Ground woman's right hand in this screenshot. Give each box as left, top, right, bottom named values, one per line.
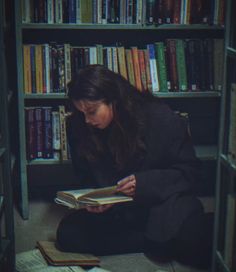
left=85, top=204, right=113, bottom=213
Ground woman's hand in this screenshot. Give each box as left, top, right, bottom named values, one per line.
left=85, top=204, right=113, bottom=213
left=116, top=174, right=136, bottom=197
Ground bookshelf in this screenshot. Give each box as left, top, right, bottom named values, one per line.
left=14, top=1, right=225, bottom=219
left=212, top=0, right=236, bottom=271
left=0, top=0, right=15, bottom=270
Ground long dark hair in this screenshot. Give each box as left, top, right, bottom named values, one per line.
left=67, top=65, right=155, bottom=171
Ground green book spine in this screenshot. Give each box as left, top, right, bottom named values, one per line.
left=176, top=39, right=188, bottom=91
left=155, top=42, right=168, bottom=92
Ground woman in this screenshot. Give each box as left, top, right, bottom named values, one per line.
left=56, top=65, right=213, bottom=268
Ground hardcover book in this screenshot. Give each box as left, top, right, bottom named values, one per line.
left=55, top=185, right=133, bottom=209
left=37, top=241, right=100, bottom=266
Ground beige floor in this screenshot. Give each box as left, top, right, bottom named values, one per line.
left=14, top=199, right=213, bottom=271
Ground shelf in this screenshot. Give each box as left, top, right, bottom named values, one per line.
left=195, top=145, right=217, bottom=160
left=216, top=251, right=231, bottom=272
left=227, top=47, right=236, bottom=59
left=154, top=91, right=221, bottom=98
left=21, top=23, right=224, bottom=31
left=27, top=159, right=72, bottom=165
left=220, top=154, right=236, bottom=173
left=24, top=91, right=221, bottom=100
left=24, top=93, right=67, bottom=99
left=26, top=145, right=216, bottom=165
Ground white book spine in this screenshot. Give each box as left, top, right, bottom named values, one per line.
left=147, top=44, right=160, bottom=93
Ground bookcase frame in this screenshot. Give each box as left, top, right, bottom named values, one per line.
left=0, top=0, right=15, bottom=270
left=212, top=0, right=236, bottom=271
left=14, top=0, right=224, bottom=220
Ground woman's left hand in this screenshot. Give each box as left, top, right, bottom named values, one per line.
left=116, top=174, right=136, bottom=197
left=86, top=204, right=113, bottom=213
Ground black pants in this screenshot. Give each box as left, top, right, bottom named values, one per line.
left=56, top=205, right=213, bottom=269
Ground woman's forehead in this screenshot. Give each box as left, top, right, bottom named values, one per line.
left=74, top=99, right=104, bottom=110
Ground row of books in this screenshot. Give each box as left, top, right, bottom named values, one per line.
left=25, top=105, right=71, bottom=161
left=22, top=0, right=225, bottom=26
left=23, top=38, right=224, bottom=94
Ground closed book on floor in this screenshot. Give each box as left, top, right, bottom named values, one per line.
left=37, top=241, right=100, bottom=266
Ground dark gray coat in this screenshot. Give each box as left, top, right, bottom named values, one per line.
left=67, top=100, right=203, bottom=242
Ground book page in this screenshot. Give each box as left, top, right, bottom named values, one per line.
left=16, top=249, right=86, bottom=272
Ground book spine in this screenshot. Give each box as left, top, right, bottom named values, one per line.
left=42, top=107, right=53, bottom=159
left=55, top=0, right=63, bottom=23
left=43, top=44, right=51, bottom=93
left=155, top=42, right=168, bottom=92
left=96, top=44, right=104, bottom=65
left=166, top=39, right=178, bottom=91
left=68, top=0, right=76, bottom=23
left=35, top=107, right=44, bottom=158
left=173, top=0, right=181, bottom=24
left=138, top=49, right=148, bottom=92
left=35, top=44, right=43, bottom=93
left=57, top=44, right=65, bottom=93
left=112, top=47, right=119, bottom=74
left=23, top=45, right=32, bottom=94
left=117, top=46, right=128, bottom=80
left=156, top=0, right=164, bottom=25
left=64, top=43, right=71, bottom=92
left=25, top=107, right=37, bottom=160
left=213, top=39, right=224, bottom=91
left=76, top=0, right=81, bottom=23
left=52, top=111, right=61, bottom=160
left=47, top=0, right=54, bottom=23
left=30, top=45, right=37, bottom=93
left=176, top=39, right=188, bottom=91
left=147, top=44, right=160, bottom=94
left=164, top=0, right=174, bottom=24
left=59, top=105, right=68, bottom=161
left=144, top=49, right=153, bottom=92
left=125, top=49, right=136, bottom=87
left=146, top=0, right=155, bottom=24
left=131, top=47, right=142, bottom=91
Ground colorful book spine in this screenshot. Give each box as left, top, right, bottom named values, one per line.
left=23, top=45, right=32, bottom=94
left=131, top=47, right=142, bottom=91
left=155, top=42, right=168, bottom=92
left=138, top=49, right=148, bottom=92
left=117, top=46, right=128, bottom=80
left=125, top=49, right=136, bottom=87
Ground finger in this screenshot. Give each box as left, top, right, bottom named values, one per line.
left=117, top=175, right=135, bottom=186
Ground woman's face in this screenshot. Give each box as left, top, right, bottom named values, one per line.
left=73, top=99, right=114, bottom=129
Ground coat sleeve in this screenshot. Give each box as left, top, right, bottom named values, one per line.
left=134, top=105, right=201, bottom=204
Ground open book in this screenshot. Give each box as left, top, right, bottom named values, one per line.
left=55, top=185, right=133, bottom=209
